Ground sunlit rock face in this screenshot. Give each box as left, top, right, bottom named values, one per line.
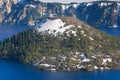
left=0, top=0, right=120, bottom=28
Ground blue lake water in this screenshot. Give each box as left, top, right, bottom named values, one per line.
left=0, top=26, right=29, bottom=41
left=99, top=27, right=120, bottom=36
left=0, top=26, right=120, bottom=80
left=0, top=60, right=120, bottom=80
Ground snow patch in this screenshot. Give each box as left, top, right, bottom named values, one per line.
left=89, top=36, right=94, bottom=41
left=102, top=58, right=112, bottom=65
left=40, top=64, right=55, bottom=67
left=60, top=56, right=67, bottom=61
left=86, top=3, right=93, bottom=6
left=100, top=3, right=112, bottom=7
left=79, top=65, right=86, bottom=69
left=78, top=25, right=82, bottom=28
left=100, top=3, right=107, bottom=7
left=61, top=5, right=70, bottom=10
left=82, top=58, right=91, bottom=63
left=34, top=61, right=40, bottom=66
left=66, top=29, right=77, bottom=36
left=36, top=19, right=76, bottom=36
left=51, top=68, right=56, bottom=71
left=94, top=66, right=98, bottom=69
left=113, top=24, right=119, bottom=28
left=40, top=64, right=51, bottom=67
left=73, top=4, right=79, bottom=8
left=91, top=56, right=96, bottom=59
left=75, top=52, right=80, bottom=55
left=100, top=67, right=104, bottom=70
left=61, top=5, right=66, bottom=10
left=80, top=53, right=87, bottom=59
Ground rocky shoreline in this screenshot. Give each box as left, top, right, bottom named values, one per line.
left=30, top=51, right=120, bottom=72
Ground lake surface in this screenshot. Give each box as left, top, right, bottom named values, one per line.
left=0, top=26, right=120, bottom=80
left=99, top=27, right=120, bottom=36
left=0, top=26, right=120, bottom=41
left=0, top=60, right=120, bottom=80
left=0, top=26, right=29, bottom=41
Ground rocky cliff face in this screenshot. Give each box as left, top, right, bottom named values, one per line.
left=0, top=0, right=120, bottom=28
left=0, top=0, right=65, bottom=26
left=75, top=1, right=120, bottom=28
left=0, top=0, right=43, bottom=26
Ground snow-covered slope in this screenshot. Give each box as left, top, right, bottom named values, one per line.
left=36, top=18, right=75, bottom=35
left=37, top=19, right=65, bottom=32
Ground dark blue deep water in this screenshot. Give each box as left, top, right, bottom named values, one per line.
left=99, top=27, right=120, bottom=36
left=0, top=26, right=120, bottom=80
left=0, top=60, right=120, bottom=80
left=0, top=26, right=29, bottom=41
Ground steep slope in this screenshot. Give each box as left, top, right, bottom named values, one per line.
left=0, top=17, right=120, bottom=71
left=1, top=0, right=120, bottom=28
left=0, top=0, right=45, bottom=26
left=0, top=0, right=65, bottom=26
left=75, top=1, right=120, bottom=28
